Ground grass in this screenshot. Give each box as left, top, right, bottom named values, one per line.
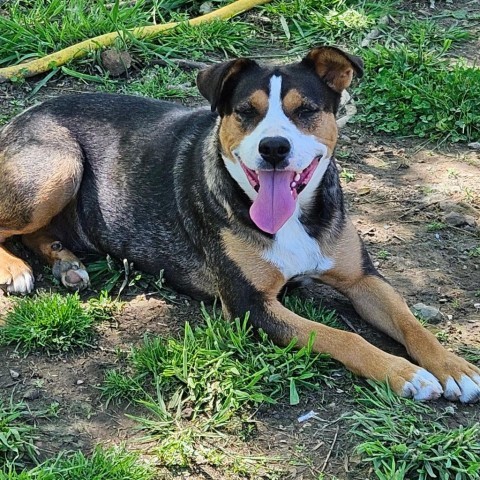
left=0, top=446, right=154, bottom=479
left=99, top=302, right=337, bottom=472
left=0, top=291, right=118, bottom=354
left=0, top=401, right=37, bottom=469
left=351, top=381, right=480, bottom=480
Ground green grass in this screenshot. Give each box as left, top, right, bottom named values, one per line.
left=0, top=293, right=96, bottom=354
left=0, top=446, right=154, bottom=480
left=0, top=292, right=118, bottom=354
left=351, top=382, right=480, bottom=480
left=100, top=303, right=337, bottom=471
left=356, top=40, right=480, bottom=142
left=0, top=401, right=38, bottom=469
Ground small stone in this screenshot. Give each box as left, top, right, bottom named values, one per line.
left=9, top=369, right=20, bottom=379
left=23, top=389, right=40, bottom=401
left=357, top=136, right=367, bottom=145
left=199, top=1, right=213, bottom=13
left=101, top=49, right=132, bottom=77
left=467, top=142, right=480, bottom=150
left=412, top=303, right=444, bottom=324
left=464, top=215, right=477, bottom=227
left=373, top=261, right=380, bottom=268
left=444, top=211, right=468, bottom=227
left=76, top=379, right=84, bottom=385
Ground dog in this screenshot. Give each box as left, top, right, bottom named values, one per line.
left=1, top=46, right=479, bottom=402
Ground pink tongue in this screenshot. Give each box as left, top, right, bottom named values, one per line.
left=250, top=170, right=296, bottom=234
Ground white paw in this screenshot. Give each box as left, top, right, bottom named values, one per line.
left=444, top=374, right=480, bottom=403
left=5, top=270, right=34, bottom=294
left=402, top=368, right=443, bottom=401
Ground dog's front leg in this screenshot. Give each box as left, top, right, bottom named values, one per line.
left=319, top=221, right=480, bottom=403
left=220, top=230, right=445, bottom=401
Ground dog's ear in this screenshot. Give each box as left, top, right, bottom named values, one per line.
left=302, top=46, right=364, bottom=93
left=197, top=58, right=258, bottom=114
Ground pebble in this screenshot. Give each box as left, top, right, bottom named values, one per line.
left=101, top=49, right=132, bottom=77
left=467, top=142, right=480, bottom=150
left=412, top=303, right=444, bottom=324
left=23, top=388, right=40, bottom=401
left=444, top=211, right=472, bottom=227
left=9, top=369, right=20, bottom=379
left=76, top=379, right=84, bottom=385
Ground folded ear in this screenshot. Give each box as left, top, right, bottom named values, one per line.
left=197, top=58, right=258, bottom=114
left=302, top=46, right=364, bottom=93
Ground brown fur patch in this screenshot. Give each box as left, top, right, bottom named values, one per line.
left=219, top=89, right=268, bottom=161
left=282, top=89, right=338, bottom=156
left=316, top=219, right=363, bottom=289
left=306, top=48, right=355, bottom=92
left=221, top=229, right=284, bottom=296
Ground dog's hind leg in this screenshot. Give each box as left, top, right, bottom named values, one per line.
left=0, top=116, right=84, bottom=294
left=22, top=230, right=89, bottom=291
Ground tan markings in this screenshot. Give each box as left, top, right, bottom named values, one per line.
left=0, top=119, right=82, bottom=238
left=219, top=89, right=269, bottom=161
left=316, top=219, right=363, bottom=289
left=221, top=229, right=284, bottom=295
left=249, top=89, right=269, bottom=115
left=22, top=231, right=79, bottom=267
left=320, top=256, right=480, bottom=387
left=219, top=114, right=246, bottom=161
left=266, top=299, right=426, bottom=395
left=282, top=89, right=338, bottom=156
left=282, top=88, right=304, bottom=113
left=309, top=112, right=337, bottom=156
left=306, top=48, right=355, bottom=92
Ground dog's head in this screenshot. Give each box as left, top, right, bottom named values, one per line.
left=197, top=46, right=363, bottom=234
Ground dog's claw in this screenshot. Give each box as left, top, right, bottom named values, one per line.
left=52, top=260, right=90, bottom=291
left=402, top=368, right=443, bottom=401
left=444, top=374, right=480, bottom=403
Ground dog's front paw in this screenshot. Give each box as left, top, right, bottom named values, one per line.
left=0, top=259, right=34, bottom=294
left=52, top=260, right=90, bottom=291
left=433, top=353, right=480, bottom=403
left=401, top=368, right=443, bottom=401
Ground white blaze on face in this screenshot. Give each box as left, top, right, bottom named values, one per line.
left=223, top=75, right=332, bottom=234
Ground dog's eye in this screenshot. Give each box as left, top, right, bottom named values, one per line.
left=234, top=105, right=257, bottom=118
left=296, top=105, right=319, bottom=118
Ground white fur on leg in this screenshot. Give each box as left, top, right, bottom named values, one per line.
left=402, top=368, right=443, bottom=401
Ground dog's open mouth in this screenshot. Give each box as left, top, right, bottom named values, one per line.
left=240, top=158, right=320, bottom=235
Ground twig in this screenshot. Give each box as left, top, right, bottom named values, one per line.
left=320, top=425, right=340, bottom=473
left=338, top=314, right=359, bottom=334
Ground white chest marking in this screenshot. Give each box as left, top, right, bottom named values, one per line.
left=262, top=210, right=334, bottom=279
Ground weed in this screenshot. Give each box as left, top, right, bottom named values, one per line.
left=426, top=221, right=446, bottom=232
left=339, top=168, right=356, bottom=183
left=356, top=45, right=480, bottom=142
left=457, top=345, right=480, bottom=365
left=468, top=246, right=480, bottom=257
left=351, top=381, right=480, bottom=480
left=0, top=292, right=96, bottom=354
left=283, top=296, right=345, bottom=330
left=104, top=65, right=197, bottom=99
left=1, top=446, right=154, bottom=479
left=447, top=167, right=459, bottom=179
left=377, top=250, right=390, bottom=260
left=0, top=401, right=38, bottom=469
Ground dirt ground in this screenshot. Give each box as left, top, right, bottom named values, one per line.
left=1, top=2, right=480, bottom=478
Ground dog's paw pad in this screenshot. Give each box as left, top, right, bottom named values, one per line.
left=443, top=374, right=480, bottom=404
left=53, top=260, right=90, bottom=291
left=402, top=368, right=443, bottom=401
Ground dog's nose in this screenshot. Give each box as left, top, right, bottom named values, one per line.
left=258, top=136, right=291, bottom=166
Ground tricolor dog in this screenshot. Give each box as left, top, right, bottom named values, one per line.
left=1, top=46, right=479, bottom=402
